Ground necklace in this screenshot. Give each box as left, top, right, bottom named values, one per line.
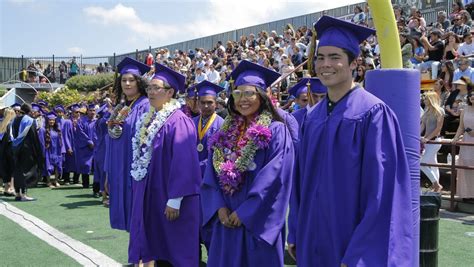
left=197, top=113, right=217, bottom=152
left=131, top=99, right=181, bottom=181
left=107, top=96, right=140, bottom=139
left=208, top=111, right=272, bottom=195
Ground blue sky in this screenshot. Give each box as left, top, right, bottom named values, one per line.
left=1, top=0, right=356, bottom=57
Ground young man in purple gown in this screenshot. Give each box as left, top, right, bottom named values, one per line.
left=288, top=16, right=414, bottom=266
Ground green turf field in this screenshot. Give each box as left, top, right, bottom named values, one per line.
left=1, top=185, right=473, bottom=266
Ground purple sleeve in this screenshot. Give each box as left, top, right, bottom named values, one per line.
left=166, top=114, right=201, bottom=199
left=235, top=122, right=294, bottom=245
left=341, top=105, right=414, bottom=266
left=75, top=119, right=93, bottom=148
left=201, top=152, right=228, bottom=227
left=62, top=120, right=73, bottom=151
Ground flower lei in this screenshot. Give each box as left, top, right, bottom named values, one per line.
left=130, top=99, right=181, bottom=181
left=208, top=111, right=272, bottom=195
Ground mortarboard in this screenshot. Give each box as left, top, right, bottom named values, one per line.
left=152, top=63, right=186, bottom=93
left=195, top=80, right=224, bottom=97
left=289, top=78, right=327, bottom=98
left=45, top=112, right=57, bottom=120
left=11, top=103, right=21, bottom=110
left=97, top=104, right=108, bottom=116
left=226, top=60, right=280, bottom=91
left=31, top=103, right=41, bottom=112
left=54, top=105, right=65, bottom=113
left=37, top=100, right=48, bottom=107
left=314, top=15, right=375, bottom=57
left=117, top=57, right=151, bottom=76
left=87, top=104, right=98, bottom=110
left=185, top=84, right=198, bottom=97
left=70, top=104, right=80, bottom=112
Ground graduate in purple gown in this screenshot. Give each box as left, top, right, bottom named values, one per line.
left=38, top=112, right=65, bottom=187
left=288, top=16, right=414, bottom=266
left=201, top=61, right=294, bottom=267
left=191, top=81, right=225, bottom=176
left=71, top=104, right=94, bottom=188
left=105, top=57, right=150, bottom=231
left=57, top=105, right=76, bottom=184
left=93, top=104, right=110, bottom=198
left=128, top=63, right=201, bottom=266
left=289, top=78, right=327, bottom=127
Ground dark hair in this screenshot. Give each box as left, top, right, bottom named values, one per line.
left=45, top=118, right=62, bottom=149
left=341, top=48, right=356, bottom=64
left=113, top=73, right=148, bottom=105
left=227, top=87, right=283, bottom=123
left=20, top=103, right=31, bottom=114
left=467, top=90, right=473, bottom=106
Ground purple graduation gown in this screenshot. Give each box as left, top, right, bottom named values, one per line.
left=73, top=116, right=94, bottom=174
left=128, top=110, right=201, bottom=266
left=61, top=118, right=76, bottom=173
left=105, top=96, right=149, bottom=231
left=291, top=87, right=414, bottom=266
left=38, top=128, right=65, bottom=176
left=201, top=120, right=294, bottom=267
left=277, top=108, right=298, bottom=147
left=94, top=113, right=109, bottom=191
left=192, top=114, right=224, bottom=176
left=291, top=107, right=307, bottom=127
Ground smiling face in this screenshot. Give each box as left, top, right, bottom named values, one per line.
left=120, top=73, right=140, bottom=99
left=315, top=46, right=356, bottom=91
left=232, top=85, right=261, bottom=119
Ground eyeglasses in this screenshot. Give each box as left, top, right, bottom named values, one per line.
left=146, top=85, right=170, bottom=93
left=232, top=90, right=258, bottom=99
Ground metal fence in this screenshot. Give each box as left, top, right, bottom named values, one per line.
left=0, top=0, right=455, bottom=83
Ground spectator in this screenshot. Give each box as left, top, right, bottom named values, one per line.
left=410, top=17, right=426, bottom=38
left=411, top=37, right=426, bottom=67
left=206, top=64, right=220, bottom=84
left=354, top=65, right=366, bottom=86
left=452, top=90, right=474, bottom=200
left=449, top=1, right=465, bottom=22
left=434, top=78, right=450, bottom=107
left=69, top=57, right=79, bottom=77
left=439, top=61, right=455, bottom=92
left=59, top=61, right=68, bottom=84
left=453, top=58, right=474, bottom=81
left=437, top=11, right=451, bottom=31
left=400, top=32, right=414, bottom=68
left=443, top=32, right=461, bottom=61
left=460, top=9, right=473, bottom=27
left=420, top=91, right=445, bottom=192
left=443, top=76, right=472, bottom=135
left=458, top=32, right=474, bottom=60
left=408, top=8, right=427, bottom=29
left=448, top=14, right=471, bottom=39
left=194, top=67, right=208, bottom=84
left=419, top=30, right=445, bottom=79
left=247, top=33, right=258, bottom=49
left=97, top=62, right=105, bottom=73
left=218, top=71, right=228, bottom=90
left=351, top=5, right=366, bottom=25
left=393, top=5, right=406, bottom=25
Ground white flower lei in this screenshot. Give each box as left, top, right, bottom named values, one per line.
left=131, top=99, right=181, bottom=181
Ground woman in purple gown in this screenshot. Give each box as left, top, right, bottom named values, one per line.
left=128, top=63, right=201, bottom=266
left=38, top=112, right=65, bottom=187
left=105, top=57, right=150, bottom=231
left=201, top=61, right=294, bottom=267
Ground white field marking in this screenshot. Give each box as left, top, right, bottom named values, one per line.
left=0, top=200, right=121, bottom=266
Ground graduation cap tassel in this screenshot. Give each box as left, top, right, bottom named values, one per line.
left=306, top=80, right=315, bottom=107
left=307, top=28, right=317, bottom=78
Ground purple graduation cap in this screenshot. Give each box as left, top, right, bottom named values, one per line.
left=70, top=104, right=80, bottom=112
left=117, top=57, right=151, bottom=76
left=11, top=103, right=21, bottom=111
left=153, top=63, right=186, bottom=93
left=87, top=103, right=98, bottom=110
left=184, top=84, right=198, bottom=97
left=226, top=60, right=280, bottom=91
left=31, top=103, right=41, bottom=113
left=37, top=100, right=49, bottom=107
left=195, top=80, right=224, bottom=97
left=314, top=15, right=375, bottom=57
left=54, top=105, right=66, bottom=113
left=45, top=112, right=57, bottom=120
left=289, top=78, right=327, bottom=98
left=97, top=104, right=108, bottom=116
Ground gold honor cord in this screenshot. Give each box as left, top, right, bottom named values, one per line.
left=197, top=112, right=217, bottom=152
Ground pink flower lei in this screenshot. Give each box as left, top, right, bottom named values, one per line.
left=209, top=111, right=273, bottom=195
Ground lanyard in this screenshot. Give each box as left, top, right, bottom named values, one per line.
left=198, top=113, right=217, bottom=142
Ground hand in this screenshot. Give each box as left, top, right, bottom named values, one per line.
left=88, top=143, right=94, bottom=150
left=217, top=207, right=234, bottom=228
left=67, top=149, right=73, bottom=155
left=228, top=211, right=242, bottom=227
left=288, top=243, right=297, bottom=261
left=420, top=137, right=427, bottom=144
left=164, top=206, right=180, bottom=221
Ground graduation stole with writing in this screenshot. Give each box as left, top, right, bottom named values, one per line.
left=197, top=113, right=217, bottom=152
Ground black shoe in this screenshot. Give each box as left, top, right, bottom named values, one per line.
left=93, top=192, right=101, bottom=198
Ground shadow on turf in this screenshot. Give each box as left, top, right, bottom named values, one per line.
left=60, top=200, right=102, bottom=209
left=65, top=193, right=97, bottom=199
